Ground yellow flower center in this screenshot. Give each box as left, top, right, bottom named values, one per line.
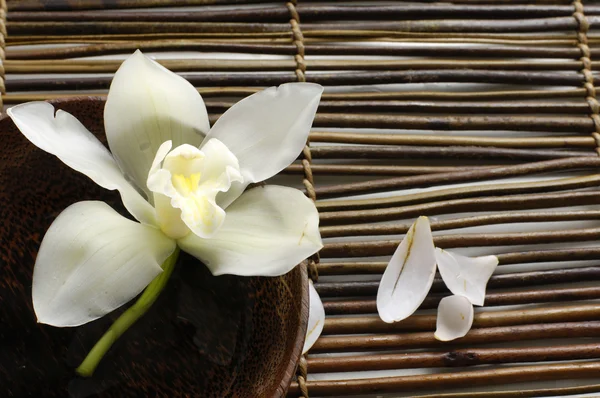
left=147, top=139, right=243, bottom=240
left=171, top=173, right=201, bottom=197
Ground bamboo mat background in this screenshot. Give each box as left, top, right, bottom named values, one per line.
left=5, top=0, right=600, bottom=397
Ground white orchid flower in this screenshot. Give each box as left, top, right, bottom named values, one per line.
left=376, top=216, right=498, bottom=341
left=8, top=51, right=324, bottom=332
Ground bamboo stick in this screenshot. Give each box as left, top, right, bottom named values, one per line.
left=307, top=343, right=600, bottom=373
left=498, top=247, right=600, bottom=265
left=321, top=228, right=600, bottom=258
left=310, top=132, right=594, bottom=146
left=319, top=89, right=587, bottom=101
left=310, top=147, right=590, bottom=164
left=314, top=266, right=600, bottom=296
left=2, top=59, right=591, bottom=73
left=311, top=113, right=594, bottom=133
left=287, top=361, right=600, bottom=396
left=9, top=5, right=600, bottom=22
left=7, top=7, right=290, bottom=23
left=6, top=35, right=292, bottom=46
left=284, top=164, right=499, bottom=177
left=318, top=175, right=600, bottom=213
left=7, top=21, right=291, bottom=36
left=301, top=18, right=596, bottom=33
left=5, top=34, right=587, bottom=47
left=7, top=0, right=268, bottom=11
left=5, top=31, right=588, bottom=45
left=4, top=59, right=297, bottom=73
left=5, top=41, right=294, bottom=60
left=323, top=286, right=600, bottom=315
left=332, top=59, right=585, bottom=73
left=316, top=100, right=593, bottom=114
left=411, top=384, right=600, bottom=398
left=311, top=321, right=600, bottom=352
left=5, top=41, right=583, bottom=60
left=320, top=191, right=600, bottom=225
left=8, top=17, right=598, bottom=35
left=6, top=0, right=583, bottom=12
left=205, top=100, right=596, bottom=116
left=361, top=36, right=580, bottom=46
left=7, top=93, right=593, bottom=116
left=318, top=174, right=600, bottom=212
left=4, top=70, right=594, bottom=91
left=322, top=304, right=600, bottom=335
left=320, top=210, right=600, bottom=238
left=315, top=157, right=600, bottom=201
left=3, top=89, right=586, bottom=105
left=9, top=30, right=593, bottom=41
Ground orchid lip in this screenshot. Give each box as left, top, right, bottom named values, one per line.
left=147, top=139, right=243, bottom=240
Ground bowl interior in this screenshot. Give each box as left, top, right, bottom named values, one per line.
left=0, top=98, right=307, bottom=397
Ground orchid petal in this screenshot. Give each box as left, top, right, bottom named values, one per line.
left=434, top=295, right=474, bottom=342
left=377, top=216, right=437, bottom=323
left=178, top=185, right=322, bottom=277
left=203, top=83, right=323, bottom=208
left=7, top=102, right=156, bottom=226
left=105, top=50, right=210, bottom=198
left=303, top=280, right=325, bottom=354
left=32, top=201, right=176, bottom=327
left=435, top=249, right=498, bottom=306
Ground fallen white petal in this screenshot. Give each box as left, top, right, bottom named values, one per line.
left=178, top=185, right=322, bottom=277
left=7, top=102, right=156, bottom=226
left=32, top=201, right=176, bottom=327
left=303, top=280, right=325, bottom=354
left=105, top=50, right=210, bottom=198
left=435, top=248, right=498, bottom=306
left=434, top=295, right=474, bottom=342
left=376, top=216, right=437, bottom=323
left=204, top=83, right=323, bottom=208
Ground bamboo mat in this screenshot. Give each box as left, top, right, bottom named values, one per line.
left=5, top=0, right=600, bottom=397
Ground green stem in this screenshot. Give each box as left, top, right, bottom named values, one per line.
left=76, top=247, right=180, bottom=377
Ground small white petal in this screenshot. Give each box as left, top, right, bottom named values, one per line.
left=303, top=280, right=325, bottom=354
left=105, top=50, right=210, bottom=197
left=434, top=295, right=474, bottom=342
left=7, top=102, right=156, bottom=226
left=435, top=248, right=498, bottom=306
left=178, top=185, right=322, bottom=277
left=204, top=83, right=323, bottom=208
left=32, top=201, right=176, bottom=327
left=377, top=216, right=436, bottom=323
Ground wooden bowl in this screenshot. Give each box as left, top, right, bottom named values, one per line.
left=0, top=97, right=308, bottom=397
